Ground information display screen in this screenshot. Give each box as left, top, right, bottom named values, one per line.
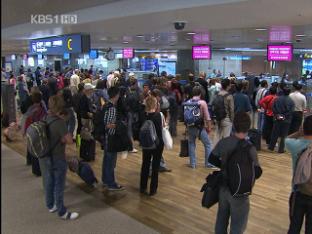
left=192, top=46, right=211, bottom=59
left=123, top=48, right=134, bottom=58
left=267, top=45, right=293, bottom=61
left=29, top=34, right=90, bottom=54
left=89, top=50, right=98, bottom=59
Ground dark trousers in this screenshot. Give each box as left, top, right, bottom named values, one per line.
left=263, top=115, right=274, bottom=145
left=169, top=111, right=178, bottom=137
left=140, top=146, right=163, bottom=194
left=288, top=192, right=312, bottom=234
left=80, top=139, right=96, bottom=162
left=289, top=111, right=303, bottom=135
left=269, top=120, right=290, bottom=153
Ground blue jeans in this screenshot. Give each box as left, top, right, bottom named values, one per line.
left=39, top=157, right=68, bottom=216
left=215, top=186, right=250, bottom=234
left=187, top=126, right=212, bottom=167
left=257, top=111, right=265, bottom=132
left=102, top=150, right=118, bottom=188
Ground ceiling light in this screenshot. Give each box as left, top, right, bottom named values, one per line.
left=255, top=28, right=267, bottom=31
left=187, top=32, right=196, bottom=35
left=123, top=41, right=129, bottom=44
left=185, top=38, right=191, bottom=40
left=136, top=35, right=144, bottom=38
left=296, top=34, right=306, bottom=37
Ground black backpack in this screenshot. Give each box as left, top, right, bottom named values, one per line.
left=126, top=90, right=141, bottom=113
left=226, top=140, right=255, bottom=197
left=212, top=93, right=229, bottom=122
left=92, top=102, right=113, bottom=145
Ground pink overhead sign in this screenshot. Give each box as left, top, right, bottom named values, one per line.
left=192, top=46, right=211, bottom=59
left=269, top=26, right=292, bottom=42
left=267, top=45, right=293, bottom=61
left=123, top=48, right=134, bottom=58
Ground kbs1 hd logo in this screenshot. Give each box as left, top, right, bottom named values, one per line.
left=31, top=14, right=77, bottom=24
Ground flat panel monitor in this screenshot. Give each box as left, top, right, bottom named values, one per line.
left=63, top=53, right=70, bottom=60
left=123, top=48, right=134, bottom=59
left=89, top=49, right=98, bottom=59
left=267, top=45, right=293, bottom=61
left=192, top=46, right=211, bottom=60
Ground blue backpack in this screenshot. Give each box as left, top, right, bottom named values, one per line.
left=183, top=100, right=202, bottom=127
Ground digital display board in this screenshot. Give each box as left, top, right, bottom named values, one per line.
left=192, top=46, right=211, bottom=60
left=63, top=53, right=70, bottom=59
left=89, top=49, right=98, bottom=59
left=267, top=45, right=293, bottom=61
left=29, top=34, right=90, bottom=55
left=123, top=48, right=134, bottom=59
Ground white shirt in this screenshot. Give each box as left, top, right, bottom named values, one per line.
left=107, top=74, right=114, bottom=88
left=70, top=74, right=80, bottom=88
left=255, top=88, right=268, bottom=108
left=289, top=91, right=307, bottom=112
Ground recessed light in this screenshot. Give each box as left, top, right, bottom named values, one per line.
left=255, top=28, right=267, bottom=31
left=123, top=41, right=129, bottom=44
left=185, top=38, right=191, bottom=41
left=187, top=32, right=196, bottom=35
left=136, top=35, right=144, bottom=38
left=296, top=34, right=306, bottom=37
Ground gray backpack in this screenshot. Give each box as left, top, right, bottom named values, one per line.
left=26, top=118, right=58, bottom=158
left=139, top=120, right=159, bottom=150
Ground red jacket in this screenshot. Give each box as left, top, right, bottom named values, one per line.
left=259, top=94, right=277, bottom=117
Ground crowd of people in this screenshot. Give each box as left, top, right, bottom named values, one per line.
left=1, top=65, right=311, bottom=233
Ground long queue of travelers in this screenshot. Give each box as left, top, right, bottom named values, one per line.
left=1, top=65, right=311, bottom=234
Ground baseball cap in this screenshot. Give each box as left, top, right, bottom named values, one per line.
left=84, top=83, right=95, bottom=90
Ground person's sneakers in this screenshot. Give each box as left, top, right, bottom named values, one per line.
left=61, top=212, right=79, bottom=220
left=187, top=164, right=196, bottom=169
left=205, top=164, right=219, bottom=170
left=149, top=191, right=157, bottom=196
left=130, top=148, right=138, bottom=153
left=108, top=185, right=125, bottom=191
left=49, top=205, right=57, bottom=213
left=159, top=167, right=172, bottom=172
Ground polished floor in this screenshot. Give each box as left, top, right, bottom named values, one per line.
left=2, top=123, right=301, bottom=234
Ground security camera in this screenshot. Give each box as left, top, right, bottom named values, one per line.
left=174, top=21, right=186, bottom=30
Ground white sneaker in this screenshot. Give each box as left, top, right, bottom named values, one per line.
left=49, top=205, right=57, bottom=213
left=130, top=148, right=138, bottom=153
left=61, top=212, right=79, bottom=220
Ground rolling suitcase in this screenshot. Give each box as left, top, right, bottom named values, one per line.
left=31, top=155, right=41, bottom=176
left=248, top=129, right=261, bottom=151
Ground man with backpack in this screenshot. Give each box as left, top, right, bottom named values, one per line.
left=184, top=86, right=213, bottom=169
left=285, top=115, right=312, bottom=234
left=212, top=79, right=234, bottom=143
left=208, top=112, right=263, bottom=234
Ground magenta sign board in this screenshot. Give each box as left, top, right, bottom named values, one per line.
left=269, top=26, right=292, bottom=42
left=193, top=33, right=210, bottom=44
left=267, top=45, right=293, bottom=61
left=123, top=48, right=134, bottom=58
left=192, top=46, right=211, bottom=59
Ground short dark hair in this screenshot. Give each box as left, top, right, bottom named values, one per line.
left=96, top=79, right=106, bottom=89
left=260, top=80, right=268, bottom=88
left=233, top=112, right=251, bottom=133
left=269, top=86, right=277, bottom=95
left=292, top=81, right=302, bottom=91
left=236, top=81, right=243, bottom=92
left=221, top=79, right=230, bottom=90
left=283, top=87, right=291, bottom=96
left=78, top=83, right=85, bottom=92
left=303, top=115, right=312, bottom=136
left=108, top=86, right=120, bottom=99
left=192, top=86, right=202, bottom=97
left=31, top=92, right=42, bottom=104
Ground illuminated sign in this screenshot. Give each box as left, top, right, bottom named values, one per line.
left=123, top=48, right=134, bottom=59
left=192, top=46, right=211, bottom=60
left=267, top=45, right=293, bottom=61
left=269, top=26, right=292, bottom=42
left=29, top=34, right=90, bottom=54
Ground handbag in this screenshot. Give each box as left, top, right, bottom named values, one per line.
left=200, top=170, right=222, bottom=208
left=80, top=118, right=94, bottom=140
left=179, top=127, right=189, bottom=157
left=274, top=114, right=285, bottom=121
left=160, top=112, right=173, bottom=150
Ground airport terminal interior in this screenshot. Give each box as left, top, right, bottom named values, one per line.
left=1, top=0, right=312, bottom=233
